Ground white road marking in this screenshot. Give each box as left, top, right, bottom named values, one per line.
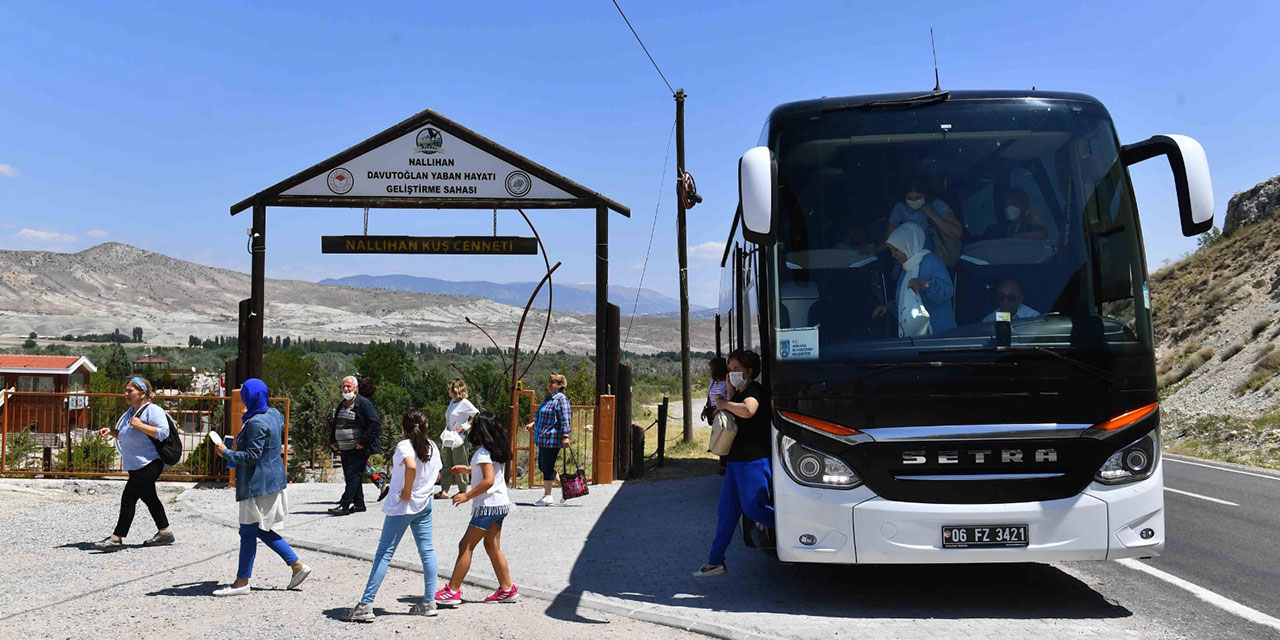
left=1165, top=456, right=1280, bottom=482
left=1163, top=487, right=1239, bottom=506
left=1118, top=559, right=1280, bottom=633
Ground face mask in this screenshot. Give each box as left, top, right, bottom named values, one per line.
left=1005, top=205, right=1022, bottom=221
left=728, top=371, right=746, bottom=388
left=906, top=198, right=925, bottom=211
left=342, top=391, right=356, bottom=401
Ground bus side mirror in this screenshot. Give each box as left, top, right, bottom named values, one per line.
left=739, top=146, right=776, bottom=244
left=1121, top=134, right=1214, bottom=237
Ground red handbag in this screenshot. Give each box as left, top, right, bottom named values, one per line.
left=559, top=447, right=589, bottom=501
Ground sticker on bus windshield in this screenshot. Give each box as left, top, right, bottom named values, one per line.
left=778, top=327, right=820, bottom=361
left=1142, top=284, right=1150, bottom=310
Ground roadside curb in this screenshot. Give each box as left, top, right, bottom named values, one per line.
left=178, top=487, right=774, bottom=640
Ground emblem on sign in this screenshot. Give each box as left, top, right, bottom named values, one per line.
left=415, top=127, right=444, bottom=154
left=780, top=340, right=791, bottom=358
left=505, top=171, right=531, bottom=197
left=327, top=168, right=354, bottom=194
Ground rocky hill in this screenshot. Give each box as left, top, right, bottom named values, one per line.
left=1152, top=173, right=1280, bottom=425
left=0, top=243, right=713, bottom=355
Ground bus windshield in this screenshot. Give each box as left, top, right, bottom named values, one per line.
left=769, top=98, right=1151, bottom=364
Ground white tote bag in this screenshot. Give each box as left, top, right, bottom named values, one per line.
left=898, top=288, right=932, bottom=337
left=707, top=410, right=738, bottom=456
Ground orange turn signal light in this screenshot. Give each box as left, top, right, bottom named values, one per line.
left=778, top=410, right=862, bottom=436
left=1090, top=402, right=1159, bottom=432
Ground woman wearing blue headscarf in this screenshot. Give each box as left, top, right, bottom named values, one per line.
left=211, top=378, right=311, bottom=597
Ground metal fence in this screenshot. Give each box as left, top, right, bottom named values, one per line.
left=0, top=390, right=289, bottom=481
left=510, top=405, right=597, bottom=488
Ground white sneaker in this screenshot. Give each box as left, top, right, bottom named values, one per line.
left=287, top=564, right=312, bottom=590
left=534, top=495, right=555, bottom=507
left=213, top=584, right=251, bottom=597
left=692, top=563, right=726, bottom=578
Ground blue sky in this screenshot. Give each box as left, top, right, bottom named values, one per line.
left=1, top=1, right=1277, bottom=309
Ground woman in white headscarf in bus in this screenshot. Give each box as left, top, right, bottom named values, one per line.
left=872, top=222, right=956, bottom=335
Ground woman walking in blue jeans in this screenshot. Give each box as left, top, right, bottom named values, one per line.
left=212, top=378, right=311, bottom=596
left=344, top=409, right=443, bottom=621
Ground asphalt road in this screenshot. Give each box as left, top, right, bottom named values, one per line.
left=1149, top=454, right=1280, bottom=619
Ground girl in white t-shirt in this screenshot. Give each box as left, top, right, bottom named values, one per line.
left=434, top=412, right=518, bottom=606
left=437, top=379, right=480, bottom=499
left=344, top=410, right=443, bottom=622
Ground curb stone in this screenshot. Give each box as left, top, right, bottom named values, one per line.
left=178, top=487, right=774, bottom=640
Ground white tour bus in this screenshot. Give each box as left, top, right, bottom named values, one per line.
left=720, top=89, right=1213, bottom=563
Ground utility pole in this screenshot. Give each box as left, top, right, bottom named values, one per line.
left=675, top=88, right=693, bottom=443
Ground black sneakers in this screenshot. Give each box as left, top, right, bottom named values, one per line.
left=142, top=531, right=175, bottom=547
left=328, top=506, right=352, bottom=516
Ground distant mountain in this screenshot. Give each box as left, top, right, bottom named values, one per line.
left=319, top=274, right=711, bottom=316
left=0, top=243, right=714, bottom=354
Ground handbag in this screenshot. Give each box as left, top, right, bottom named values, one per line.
left=898, top=287, right=932, bottom=337
left=928, top=224, right=962, bottom=267
left=559, top=447, right=589, bottom=501
left=707, top=409, right=738, bottom=456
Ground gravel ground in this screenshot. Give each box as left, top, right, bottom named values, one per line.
left=0, top=479, right=699, bottom=640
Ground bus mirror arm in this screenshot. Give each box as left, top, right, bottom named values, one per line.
left=1121, top=134, right=1214, bottom=237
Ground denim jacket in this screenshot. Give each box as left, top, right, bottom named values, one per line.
left=224, top=408, right=288, bottom=502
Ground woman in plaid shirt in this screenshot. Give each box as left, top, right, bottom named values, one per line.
left=526, top=373, right=571, bottom=506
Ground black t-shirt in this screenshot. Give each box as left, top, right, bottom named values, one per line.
left=726, top=380, right=771, bottom=462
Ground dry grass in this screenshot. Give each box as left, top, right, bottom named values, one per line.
left=1237, top=349, right=1280, bottom=395
left=1253, top=319, right=1272, bottom=338
left=1221, top=343, right=1245, bottom=361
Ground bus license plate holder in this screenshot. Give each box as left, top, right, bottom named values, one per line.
left=942, top=524, right=1028, bottom=548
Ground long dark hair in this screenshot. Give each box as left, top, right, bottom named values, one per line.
left=708, top=356, right=728, bottom=381
left=401, top=409, right=433, bottom=462
left=467, top=412, right=511, bottom=463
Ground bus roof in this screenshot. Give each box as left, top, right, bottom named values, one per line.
left=768, top=90, right=1105, bottom=120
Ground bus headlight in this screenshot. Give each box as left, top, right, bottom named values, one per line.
left=1094, top=430, right=1160, bottom=485
left=778, top=434, right=861, bottom=489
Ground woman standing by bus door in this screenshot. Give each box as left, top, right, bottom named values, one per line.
left=693, top=349, right=775, bottom=578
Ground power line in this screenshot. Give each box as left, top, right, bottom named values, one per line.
left=611, top=0, right=674, bottom=95
left=623, top=120, right=677, bottom=352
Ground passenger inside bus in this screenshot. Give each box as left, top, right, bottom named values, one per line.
left=983, top=279, right=1041, bottom=322
left=871, top=222, right=956, bottom=336
left=883, top=178, right=963, bottom=258
left=984, top=188, right=1048, bottom=241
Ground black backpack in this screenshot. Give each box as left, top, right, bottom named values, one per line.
left=139, top=403, right=183, bottom=465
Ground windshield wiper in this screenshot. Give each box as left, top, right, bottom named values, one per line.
left=823, top=91, right=951, bottom=113
left=919, top=345, right=1116, bottom=386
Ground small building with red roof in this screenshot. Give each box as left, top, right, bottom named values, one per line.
left=0, top=354, right=97, bottom=435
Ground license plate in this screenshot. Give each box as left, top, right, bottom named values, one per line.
left=942, top=525, right=1028, bottom=548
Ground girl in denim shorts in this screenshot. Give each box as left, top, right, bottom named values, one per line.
left=435, top=413, right=518, bottom=605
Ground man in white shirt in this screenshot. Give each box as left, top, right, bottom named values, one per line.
left=984, top=279, right=1040, bottom=322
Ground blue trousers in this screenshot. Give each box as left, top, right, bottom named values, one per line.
left=360, top=506, right=438, bottom=605
left=238, top=523, right=298, bottom=580
left=708, top=458, right=775, bottom=566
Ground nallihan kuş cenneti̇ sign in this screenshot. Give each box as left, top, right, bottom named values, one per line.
left=321, top=235, right=538, bottom=255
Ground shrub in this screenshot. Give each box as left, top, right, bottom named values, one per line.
left=1254, top=343, right=1276, bottom=363
left=3, top=428, right=36, bottom=470
left=171, top=436, right=220, bottom=476
left=1197, top=346, right=1215, bottom=361
left=1221, top=343, right=1245, bottom=361
left=54, top=435, right=116, bottom=474
left=1237, top=350, right=1280, bottom=395
left=1252, top=319, right=1271, bottom=339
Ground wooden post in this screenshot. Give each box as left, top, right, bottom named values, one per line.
left=675, top=88, right=694, bottom=445
left=595, top=205, right=609, bottom=396
left=656, top=395, right=668, bottom=467
left=615, top=363, right=632, bottom=480
left=593, top=395, right=615, bottom=484
left=248, top=203, right=266, bottom=380
left=2, top=388, right=8, bottom=473
left=229, top=388, right=244, bottom=487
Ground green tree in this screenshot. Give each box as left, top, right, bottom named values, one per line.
left=292, top=378, right=336, bottom=469
left=373, top=382, right=413, bottom=454
left=22, top=337, right=36, bottom=350
left=104, top=343, right=132, bottom=380
left=132, top=327, right=144, bottom=343
left=563, top=358, right=596, bottom=406
left=1197, top=226, right=1223, bottom=249
left=263, top=348, right=318, bottom=397
left=355, top=342, right=415, bottom=388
